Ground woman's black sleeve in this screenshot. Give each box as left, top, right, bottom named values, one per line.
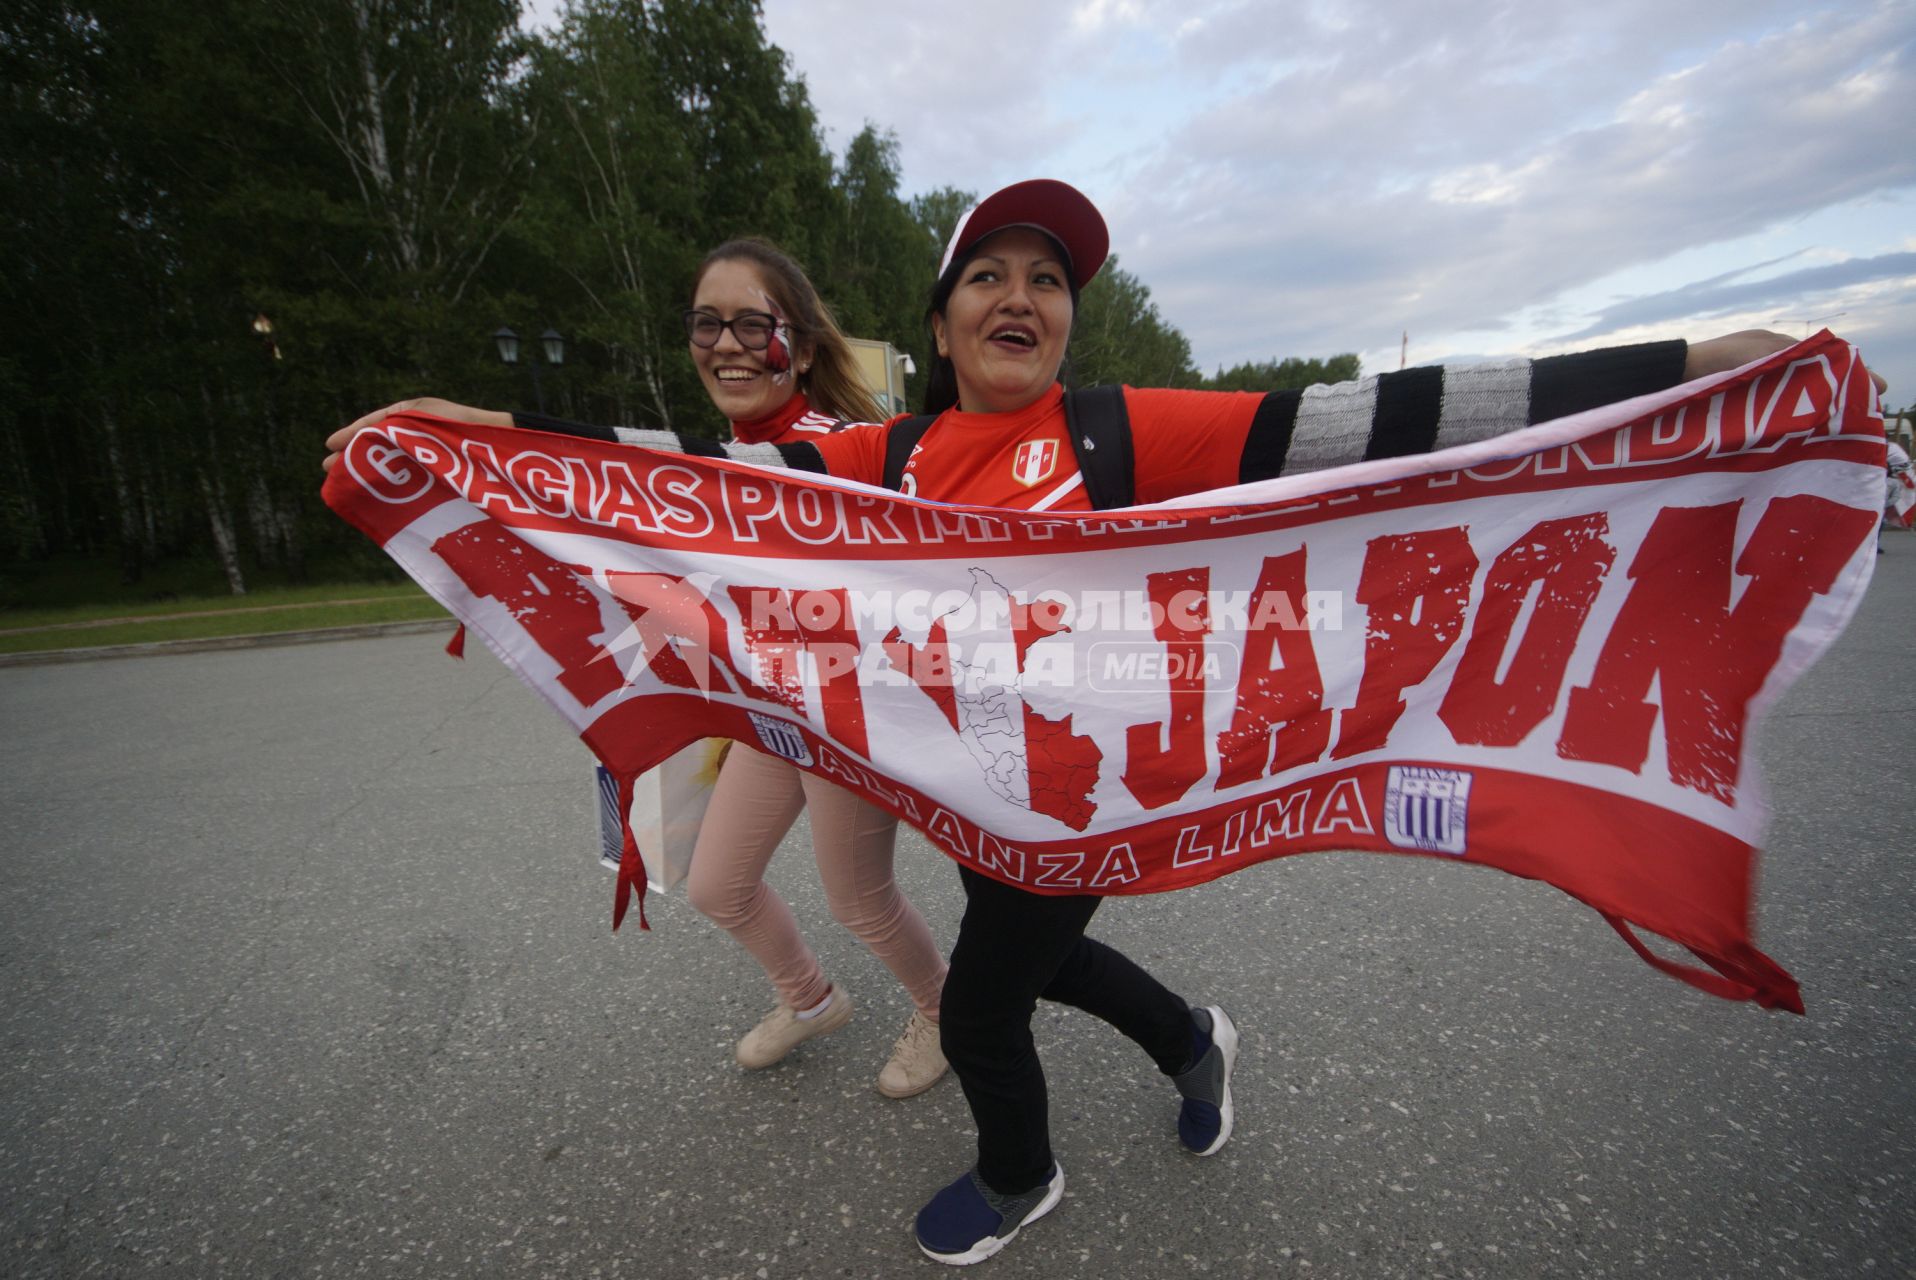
left=506, top=410, right=825, bottom=473
left=509, top=410, right=621, bottom=443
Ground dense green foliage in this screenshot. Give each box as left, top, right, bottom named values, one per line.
left=1069, top=256, right=1200, bottom=391
left=1203, top=353, right=1363, bottom=392
left=1, top=0, right=1356, bottom=598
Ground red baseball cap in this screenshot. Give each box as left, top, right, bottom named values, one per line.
left=937, top=179, right=1110, bottom=289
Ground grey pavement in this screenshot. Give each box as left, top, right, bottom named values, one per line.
left=3, top=535, right=1915, bottom=1279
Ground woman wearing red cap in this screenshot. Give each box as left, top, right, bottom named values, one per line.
left=797, top=180, right=1798, bottom=1264
left=326, top=183, right=1801, bottom=1264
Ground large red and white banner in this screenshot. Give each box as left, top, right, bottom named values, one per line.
left=324, top=334, right=1888, bottom=1012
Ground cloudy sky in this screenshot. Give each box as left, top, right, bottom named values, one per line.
left=542, top=1, right=1916, bottom=398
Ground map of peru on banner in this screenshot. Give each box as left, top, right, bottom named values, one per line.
left=323, top=334, right=1888, bottom=1013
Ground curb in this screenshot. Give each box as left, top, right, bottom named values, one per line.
left=0, top=619, right=458, bottom=668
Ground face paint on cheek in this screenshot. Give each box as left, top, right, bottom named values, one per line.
left=765, top=324, right=793, bottom=381
left=755, top=289, right=794, bottom=384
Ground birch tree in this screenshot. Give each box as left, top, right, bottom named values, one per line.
left=266, top=0, right=529, bottom=303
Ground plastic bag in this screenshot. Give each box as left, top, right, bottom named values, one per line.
left=596, top=739, right=731, bottom=891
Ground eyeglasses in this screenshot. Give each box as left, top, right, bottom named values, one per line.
left=683, top=310, right=779, bottom=350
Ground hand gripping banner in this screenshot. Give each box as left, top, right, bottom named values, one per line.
left=323, top=335, right=1888, bottom=1013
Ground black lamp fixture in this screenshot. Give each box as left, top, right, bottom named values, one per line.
left=493, top=324, right=565, bottom=412
left=252, top=312, right=282, bottom=361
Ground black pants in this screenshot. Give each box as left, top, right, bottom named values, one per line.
left=939, top=867, right=1193, bottom=1194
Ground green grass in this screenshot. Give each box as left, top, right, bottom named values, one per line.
left=0, top=580, right=434, bottom=630
left=0, top=583, right=449, bottom=655
left=0, top=549, right=414, bottom=613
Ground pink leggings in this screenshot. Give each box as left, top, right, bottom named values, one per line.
left=685, top=745, right=945, bottom=1017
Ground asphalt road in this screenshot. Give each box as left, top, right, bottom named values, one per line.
left=4, top=536, right=1914, bottom=1279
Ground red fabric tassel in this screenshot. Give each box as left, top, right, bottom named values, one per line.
left=1601, top=914, right=1803, bottom=1014
left=610, top=770, right=649, bottom=932
left=445, top=623, right=467, bottom=659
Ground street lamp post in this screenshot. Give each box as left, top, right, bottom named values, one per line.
left=1772, top=311, right=1847, bottom=339
left=893, top=351, right=916, bottom=414
left=494, top=325, right=566, bottom=413
left=252, top=312, right=282, bottom=362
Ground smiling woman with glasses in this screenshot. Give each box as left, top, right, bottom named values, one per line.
left=679, top=241, right=885, bottom=439
left=640, top=237, right=949, bottom=1097
left=330, top=238, right=949, bottom=1102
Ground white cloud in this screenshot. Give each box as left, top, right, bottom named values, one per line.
left=765, top=0, right=1916, bottom=397
left=1120, top=3, right=1916, bottom=373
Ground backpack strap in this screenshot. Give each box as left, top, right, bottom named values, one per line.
left=1062, top=385, right=1134, bottom=510
left=882, top=387, right=1135, bottom=508
left=882, top=414, right=939, bottom=492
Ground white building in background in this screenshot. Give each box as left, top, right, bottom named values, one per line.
left=846, top=337, right=915, bottom=416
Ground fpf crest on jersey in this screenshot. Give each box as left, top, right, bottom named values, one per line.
left=1012, top=439, right=1058, bottom=487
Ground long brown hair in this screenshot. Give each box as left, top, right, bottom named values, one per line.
left=690, top=239, right=886, bottom=424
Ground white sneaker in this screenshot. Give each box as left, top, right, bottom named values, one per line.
left=877, top=1010, right=947, bottom=1098
left=735, top=987, right=854, bottom=1069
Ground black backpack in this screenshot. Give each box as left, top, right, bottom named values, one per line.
left=881, top=385, right=1135, bottom=511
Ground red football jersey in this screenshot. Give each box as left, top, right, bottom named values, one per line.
left=730, top=392, right=848, bottom=446
left=810, top=384, right=1267, bottom=509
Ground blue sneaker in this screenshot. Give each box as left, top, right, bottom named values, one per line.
left=1174, top=1005, right=1237, bottom=1156
left=915, top=1162, right=1064, bottom=1265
